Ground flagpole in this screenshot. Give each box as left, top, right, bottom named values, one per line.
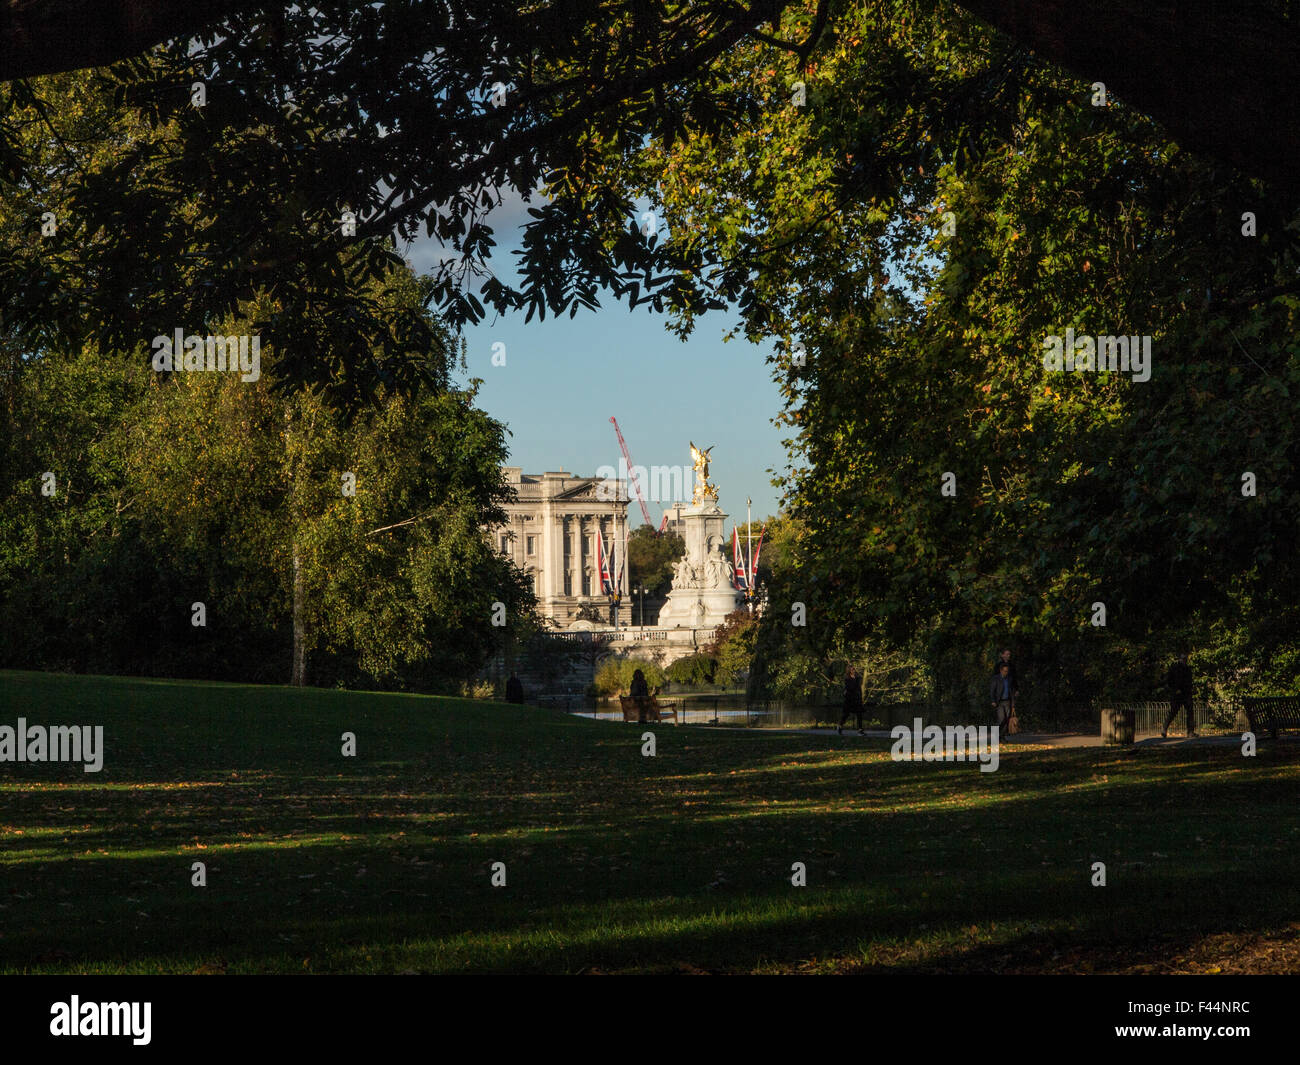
left=746, top=497, right=753, bottom=614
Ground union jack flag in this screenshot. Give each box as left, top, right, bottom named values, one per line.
left=732, top=527, right=748, bottom=590
left=596, top=527, right=617, bottom=596
left=751, top=526, right=765, bottom=582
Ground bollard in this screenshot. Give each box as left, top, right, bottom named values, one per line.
left=1101, top=707, right=1135, bottom=745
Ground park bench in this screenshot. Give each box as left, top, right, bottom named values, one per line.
left=619, top=695, right=678, bottom=724
left=1241, top=695, right=1300, bottom=740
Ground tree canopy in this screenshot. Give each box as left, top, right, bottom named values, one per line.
left=627, top=524, right=685, bottom=599
left=4, top=1, right=1297, bottom=186
left=3, top=2, right=1298, bottom=408
left=3, top=1, right=1298, bottom=700
left=0, top=65, right=536, bottom=689
left=663, top=4, right=1300, bottom=702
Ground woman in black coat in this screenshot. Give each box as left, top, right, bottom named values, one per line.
left=838, top=665, right=865, bottom=735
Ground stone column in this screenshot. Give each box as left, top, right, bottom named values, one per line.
left=540, top=499, right=556, bottom=610
left=579, top=514, right=589, bottom=597
left=558, top=513, right=568, bottom=597
left=570, top=514, right=582, bottom=601
left=552, top=507, right=565, bottom=617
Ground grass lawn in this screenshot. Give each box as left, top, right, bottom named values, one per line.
left=2, top=669, right=1299, bottom=974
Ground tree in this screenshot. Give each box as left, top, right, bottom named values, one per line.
left=0, top=332, right=537, bottom=688
left=733, top=514, right=788, bottom=599
left=1, top=68, right=538, bottom=688
left=0, top=1, right=264, bottom=81
left=0, top=3, right=785, bottom=406
left=626, top=524, right=685, bottom=600
left=7, top=4, right=1300, bottom=700
left=4, top=2, right=1297, bottom=188
left=706, top=608, right=759, bottom=686
left=5, top=3, right=1299, bottom=409
left=644, top=3, right=1300, bottom=702
left=665, top=652, right=716, bottom=687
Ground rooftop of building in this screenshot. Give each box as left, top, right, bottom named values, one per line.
left=500, top=467, right=627, bottom=502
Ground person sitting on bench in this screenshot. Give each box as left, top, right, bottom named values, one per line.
left=629, top=668, right=650, bottom=723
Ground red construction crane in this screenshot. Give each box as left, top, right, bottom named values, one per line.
left=609, top=416, right=655, bottom=530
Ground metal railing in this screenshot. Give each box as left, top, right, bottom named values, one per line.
left=1101, top=700, right=1214, bottom=734
left=545, top=627, right=718, bottom=645
left=541, top=692, right=1232, bottom=733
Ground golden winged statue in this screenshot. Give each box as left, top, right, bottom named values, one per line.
left=689, top=441, right=718, bottom=504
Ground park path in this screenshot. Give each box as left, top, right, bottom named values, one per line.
left=789, top=728, right=1246, bottom=749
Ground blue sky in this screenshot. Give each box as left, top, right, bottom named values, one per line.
left=407, top=213, right=790, bottom=525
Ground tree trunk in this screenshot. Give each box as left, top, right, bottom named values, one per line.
left=291, top=538, right=305, bottom=686
left=287, top=400, right=306, bottom=687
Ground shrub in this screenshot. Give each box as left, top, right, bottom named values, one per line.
left=592, top=657, right=665, bottom=696
left=460, top=679, right=498, bottom=700
left=665, top=653, right=716, bottom=687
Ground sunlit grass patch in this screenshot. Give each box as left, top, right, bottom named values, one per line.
left=2, top=669, right=1299, bottom=974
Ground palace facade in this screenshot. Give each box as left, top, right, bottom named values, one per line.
left=491, top=467, right=631, bottom=629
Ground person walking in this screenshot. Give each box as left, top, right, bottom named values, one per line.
left=993, top=648, right=1019, bottom=705
left=838, top=664, right=865, bottom=735
left=1162, top=653, right=1196, bottom=738
left=990, top=662, right=1015, bottom=730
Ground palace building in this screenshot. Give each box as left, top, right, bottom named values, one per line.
left=491, top=468, right=631, bottom=629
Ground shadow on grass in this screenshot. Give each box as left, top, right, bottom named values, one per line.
left=2, top=670, right=1299, bottom=973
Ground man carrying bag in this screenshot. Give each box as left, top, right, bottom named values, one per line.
left=990, top=662, right=1017, bottom=733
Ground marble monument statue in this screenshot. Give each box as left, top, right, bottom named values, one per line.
left=657, top=445, right=743, bottom=630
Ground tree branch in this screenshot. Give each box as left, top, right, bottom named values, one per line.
left=365, top=510, right=436, bottom=536
left=5, top=0, right=1298, bottom=191
left=1224, top=277, right=1300, bottom=310
left=0, top=0, right=269, bottom=82
left=361, top=4, right=789, bottom=238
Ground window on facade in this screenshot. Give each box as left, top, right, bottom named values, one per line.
left=499, top=534, right=508, bottom=553
left=526, top=535, right=536, bottom=555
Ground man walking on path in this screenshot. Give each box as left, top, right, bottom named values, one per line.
left=1163, top=653, right=1196, bottom=738
left=993, top=648, right=1019, bottom=704
left=839, top=665, right=865, bottom=735
left=990, top=662, right=1015, bottom=730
